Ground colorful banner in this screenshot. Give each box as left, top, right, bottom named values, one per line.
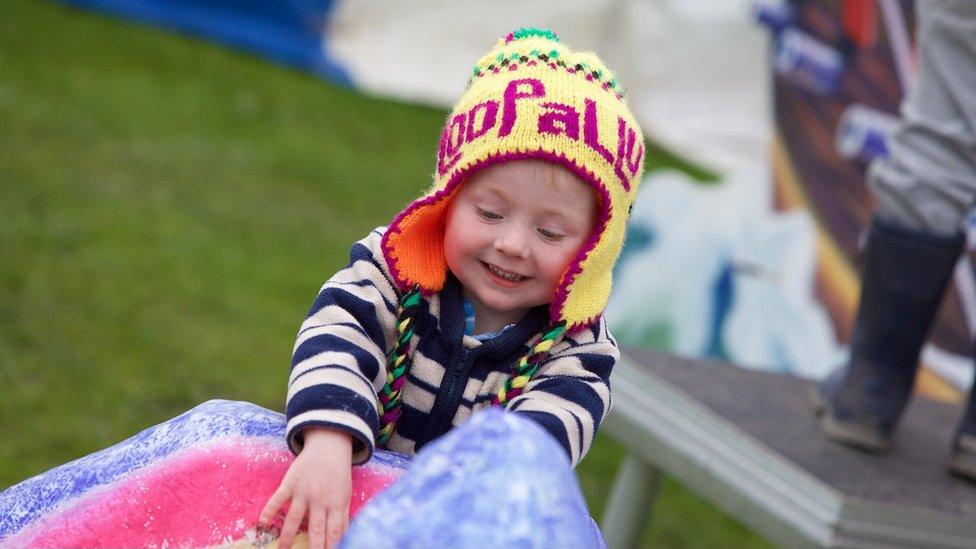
left=766, top=0, right=972, bottom=397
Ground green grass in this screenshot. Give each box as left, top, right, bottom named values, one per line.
left=0, top=2, right=767, bottom=547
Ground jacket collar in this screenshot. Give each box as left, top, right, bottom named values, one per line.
left=438, top=274, right=548, bottom=360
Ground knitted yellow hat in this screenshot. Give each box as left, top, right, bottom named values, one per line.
left=381, top=28, right=645, bottom=330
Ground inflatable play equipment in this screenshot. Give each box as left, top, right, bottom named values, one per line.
left=0, top=400, right=405, bottom=548
left=0, top=401, right=603, bottom=548
left=343, top=409, right=605, bottom=549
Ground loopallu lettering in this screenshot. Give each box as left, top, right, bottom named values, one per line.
left=436, top=78, right=643, bottom=191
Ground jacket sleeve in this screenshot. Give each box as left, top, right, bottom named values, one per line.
left=506, top=317, right=618, bottom=468
left=285, top=228, right=399, bottom=465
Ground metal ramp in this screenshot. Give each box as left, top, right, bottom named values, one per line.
left=600, top=348, right=976, bottom=548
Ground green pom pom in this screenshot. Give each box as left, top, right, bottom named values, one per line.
left=506, top=28, right=560, bottom=44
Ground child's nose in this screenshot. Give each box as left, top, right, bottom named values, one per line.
left=494, top=226, right=530, bottom=259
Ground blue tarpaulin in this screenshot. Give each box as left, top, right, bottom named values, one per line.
left=60, top=0, right=351, bottom=84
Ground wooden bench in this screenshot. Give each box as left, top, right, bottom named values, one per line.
left=599, top=348, right=976, bottom=548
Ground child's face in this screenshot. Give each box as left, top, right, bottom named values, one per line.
left=444, top=160, right=598, bottom=330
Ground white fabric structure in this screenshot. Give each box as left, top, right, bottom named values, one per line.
left=325, top=0, right=771, bottom=173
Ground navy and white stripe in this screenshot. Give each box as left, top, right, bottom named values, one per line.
left=285, top=228, right=618, bottom=467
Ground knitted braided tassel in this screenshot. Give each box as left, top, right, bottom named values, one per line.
left=376, top=284, right=422, bottom=447
left=493, top=320, right=567, bottom=406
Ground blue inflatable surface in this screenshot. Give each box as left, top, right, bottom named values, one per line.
left=344, top=408, right=607, bottom=549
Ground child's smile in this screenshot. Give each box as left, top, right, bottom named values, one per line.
left=444, top=160, right=598, bottom=334
left=481, top=261, right=528, bottom=284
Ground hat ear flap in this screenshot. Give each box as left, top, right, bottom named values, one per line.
left=383, top=195, right=454, bottom=293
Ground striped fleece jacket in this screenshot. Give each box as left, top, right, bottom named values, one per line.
left=285, top=228, right=618, bottom=468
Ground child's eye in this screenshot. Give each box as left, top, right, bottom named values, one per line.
left=477, top=207, right=502, bottom=221
left=538, top=228, right=565, bottom=241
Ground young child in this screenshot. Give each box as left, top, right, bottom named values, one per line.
left=261, top=27, right=645, bottom=549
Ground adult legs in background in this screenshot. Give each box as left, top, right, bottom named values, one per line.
left=815, top=0, right=976, bottom=478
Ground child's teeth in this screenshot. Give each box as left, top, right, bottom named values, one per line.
left=489, top=264, right=524, bottom=281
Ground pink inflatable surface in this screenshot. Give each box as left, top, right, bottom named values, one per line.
left=0, top=400, right=407, bottom=548
left=1, top=400, right=605, bottom=548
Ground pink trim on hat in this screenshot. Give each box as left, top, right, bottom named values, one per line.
left=542, top=155, right=612, bottom=330
left=567, top=313, right=604, bottom=335
left=382, top=149, right=615, bottom=331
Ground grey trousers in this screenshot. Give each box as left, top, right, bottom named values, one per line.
left=870, top=0, right=976, bottom=238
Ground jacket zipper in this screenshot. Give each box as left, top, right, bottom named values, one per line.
left=417, top=347, right=472, bottom=448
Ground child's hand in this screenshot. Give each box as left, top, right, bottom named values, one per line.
left=260, top=427, right=353, bottom=549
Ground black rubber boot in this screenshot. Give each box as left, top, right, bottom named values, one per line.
left=949, top=360, right=976, bottom=481
left=811, top=216, right=964, bottom=452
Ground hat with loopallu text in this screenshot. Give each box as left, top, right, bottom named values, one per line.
left=381, top=28, right=645, bottom=330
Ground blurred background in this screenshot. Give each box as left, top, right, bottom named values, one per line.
left=2, top=0, right=968, bottom=546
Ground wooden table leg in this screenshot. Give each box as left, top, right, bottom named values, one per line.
left=601, top=455, right=663, bottom=549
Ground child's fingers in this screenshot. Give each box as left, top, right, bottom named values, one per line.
left=325, top=507, right=346, bottom=549
left=277, top=499, right=307, bottom=549
left=306, top=505, right=327, bottom=549
left=340, top=503, right=350, bottom=537
left=258, top=487, right=289, bottom=526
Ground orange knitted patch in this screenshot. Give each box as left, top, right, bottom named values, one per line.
left=385, top=197, right=452, bottom=292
